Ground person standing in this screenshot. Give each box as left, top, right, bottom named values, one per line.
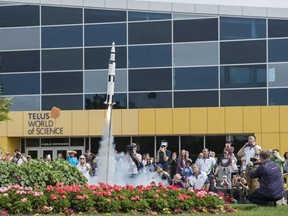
left=284, top=152, right=288, bottom=174
left=169, top=152, right=178, bottom=179
left=270, top=149, right=285, bottom=174
left=77, top=155, right=91, bottom=180
left=66, top=150, right=79, bottom=166
left=9, top=149, right=27, bottom=166
left=237, top=135, right=262, bottom=165
left=127, top=143, right=142, bottom=177
left=246, top=152, right=285, bottom=206
left=156, top=140, right=171, bottom=172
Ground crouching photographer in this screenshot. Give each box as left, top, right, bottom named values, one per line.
left=245, top=152, right=286, bottom=206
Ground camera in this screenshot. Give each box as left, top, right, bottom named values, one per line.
left=237, top=179, right=241, bottom=182
left=16, top=152, right=22, bottom=158
left=250, top=157, right=258, bottom=162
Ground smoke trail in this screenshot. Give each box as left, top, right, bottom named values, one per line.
left=92, top=105, right=168, bottom=186
left=94, top=105, right=116, bottom=184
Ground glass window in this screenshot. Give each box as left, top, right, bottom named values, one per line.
left=42, top=95, right=83, bottom=110
left=85, top=24, right=126, bottom=46
left=0, top=27, right=40, bottom=51
left=41, top=6, right=82, bottom=25
left=220, top=17, right=266, bottom=40
left=9, top=96, right=40, bottom=111
left=85, top=46, right=127, bottom=69
left=70, top=138, right=84, bottom=146
left=85, top=69, right=127, bottom=93
left=174, top=18, right=218, bottom=42
left=174, top=91, right=218, bottom=108
left=269, top=39, right=288, bottom=62
left=0, top=50, right=40, bottom=73
left=128, top=21, right=171, bottom=44
left=128, top=12, right=171, bottom=21
left=85, top=93, right=127, bottom=109
left=85, top=9, right=126, bottom=23
left=269, top=88, right=288, bottom=105
left=42, top=72, right=83, bottom=94
left=181, top=136, right=204, bottom=162
left=26, top=138, right=40, bottom=147
left=129, top=92, right=172, bottom=108
left=0, top=5, right=39, bottom=27
left=173, top=42, right=218, bottom=66
left=129, top=68, right=172, bottom=91
left=268, top=19, right=288, bottom=38
left=42, top=49, right=83, bottom=71
left=221, top=40, right=266, bottom=64
left=42, top=26, right=82, bottom=48
left=268, top=63, right=288, bottom=87
left=91, top=137, right=101, bottom=155
left=156, top=136, right=179, bottom=158
left=114, top=137, right=131, bottom=153
left=0, top=73, right=40, bottom=95
left=220, top=65, right=267, bottom=88
left=132, top=136, right=155, bottom=157
left=205, top=135, right=226, bottom=157
left=128, top=45, right=171, bottom=68
left=174, top=67, right=218, bottom=90
left=221, top=89, right=267, bottom=106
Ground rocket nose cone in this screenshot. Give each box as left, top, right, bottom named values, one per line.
left=111, top=42, right=115, bottom=53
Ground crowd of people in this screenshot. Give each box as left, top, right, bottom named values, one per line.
left=1, top=135, right=288, bottom=206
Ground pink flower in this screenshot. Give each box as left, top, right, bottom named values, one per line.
left=50, top=194, right=58, bottom=200
left=120, top=195, right=126, bottom=200
left=76, top=195, right=83, bottom=200
left=83, top=194, right=89, bottom=199
left=153, top=194, right=159, bottom=199
left=20, top=198, right=27, bottom=203
left=3, top=193, right=8, bottom=197
left=105, top=199, right=111, bottom=203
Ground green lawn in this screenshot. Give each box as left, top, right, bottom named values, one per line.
left=179, top=204, right=288, bottom=216
left=226, top=204, right=287, bottom=216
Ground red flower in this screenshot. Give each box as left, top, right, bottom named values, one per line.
left=120, top=195, right=126, bottom=200
left=50, top=194, right=58, bottom=200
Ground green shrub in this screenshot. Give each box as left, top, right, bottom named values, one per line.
left=0, top=159, right=87, bottom=188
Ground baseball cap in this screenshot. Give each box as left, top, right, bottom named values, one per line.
left=161, top=140, right=168, bottom=147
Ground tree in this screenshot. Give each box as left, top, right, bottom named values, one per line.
left=0, top=85, right=12, bottom=122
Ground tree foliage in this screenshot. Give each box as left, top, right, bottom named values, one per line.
left=0, top=85, right=12, bottom=122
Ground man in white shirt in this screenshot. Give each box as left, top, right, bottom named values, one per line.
left=187, top=164, right=210, bottom=190
left=237, top=135, right=262, bottom=165
left=195, top=148, right=216, bottom=175
left=9, top=149, right=28, bottom=166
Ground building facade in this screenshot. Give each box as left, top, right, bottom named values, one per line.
left=0, top=0, right=288, bottom=160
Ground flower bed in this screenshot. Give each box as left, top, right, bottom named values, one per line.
left=0, top=183, right=237, bottom=215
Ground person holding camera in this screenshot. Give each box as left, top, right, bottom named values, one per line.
left=156, top=140, right=171, bottom=172
left=246, top=151, right=285, bottom=206
left=270, top=149, right=285, bottom=174
left=9, top=149, right=27, bottom=166
left=127, top=143, right=142, bottom=177
left=237, top=135, right=262, bottom=165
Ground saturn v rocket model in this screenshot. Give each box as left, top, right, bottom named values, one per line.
left=104, top=42, right=116, bottom=105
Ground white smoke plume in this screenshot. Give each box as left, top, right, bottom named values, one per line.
left=90, top=105, right=166, bottom=186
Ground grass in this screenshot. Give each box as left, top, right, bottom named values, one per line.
left=43, top=204, right=287, bottom=216
left=227, top=204, right=287, bottom=216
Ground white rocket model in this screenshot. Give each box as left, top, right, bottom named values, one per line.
left=104, top=42, right=116, bottom=105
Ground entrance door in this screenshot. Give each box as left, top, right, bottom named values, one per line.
left=26, top=148, right=40, bottom=160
